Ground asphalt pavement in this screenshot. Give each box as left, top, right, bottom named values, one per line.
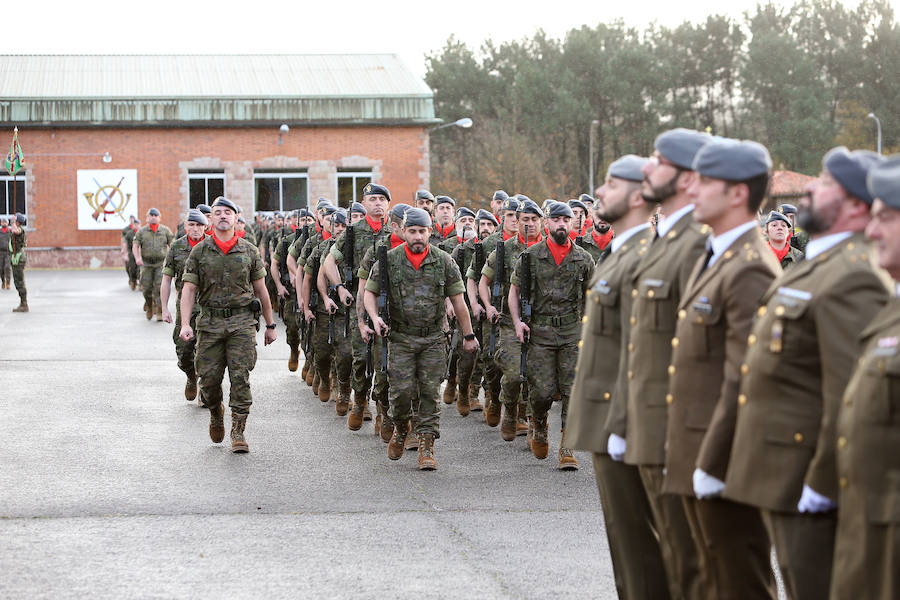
left=0, top=270, right=616, bottom=599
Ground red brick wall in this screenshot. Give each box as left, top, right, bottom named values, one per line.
left=16, top=125, right=430, bottom=250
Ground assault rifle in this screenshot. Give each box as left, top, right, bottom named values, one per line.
left=343, top=220, right=356, bottom=338
left=473, top=237, right=486, bottom=346
left=519, top=225, right=533, bottom=401
left=575, top=213, right=585, bottom=248
left=489, top=213, right=506, bottom=355
left=305, top=244, right=320, bottom=355
left=377, top=243, right=390, bottom=374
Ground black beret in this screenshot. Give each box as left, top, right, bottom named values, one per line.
left=363, top=183, right=391, bottom=201
left=492, top=190, right=509, bottom=203
left=764, top=211, right=791, bottom=227
left=316, top=198, right=334, bottom=211
left=692, top=139, right=772, bottom=181
left=476, top=209, right=499, bottom=226
left=321, top=204, right=338, bottom=217
left=187, top=209, right=208, bottom=226
left=823, top=146, right=884, bottom=205
left=211, top=197, right=239, bottom=213
left=568, top=199, right=587, bottom=212
left=517, top=199, right=544, bottom=218
left=607, top=155, right=649, bottom=182
left=351, top=202, right=367, bottom=215
left=435, top=195, right=456, bottom=207
left=237, top=215, right=246, bottom=224
left=415, top=189, right=435, bottom=202
left=779, top=203, right=798, bottom=215
left=514, top=194, right=532, bottom=204
left=501, top=197, right=520, bottom=212
left=196, top=203, right=211, bottom=215
left=147, top=208, right=161, bottom=216
left=867, top=154, right=900, bottom=210
left=579, top=193, right=595, bottom=204
left=547, top=201, right=574, bottom=218
left=390, top=203, right=412, bottom=219
left=456, top=207, right=476, bottom=220
left=274, top=212, right=284, bottom=218
left=15, top=212, right=26, bottom=225
left=403, top=207, right=432, bottom=228
left=331, top=208, right=348, bottom=226
left=655, top=128, right=712, bottom=169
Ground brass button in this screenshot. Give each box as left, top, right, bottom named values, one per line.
left=741, top=364, right=749, bottom=375
left=678, top=309, right=687, bottom=320
left=775, top=306, right=786, bottom=316
left=632, top=288, right=638, bottom=298
left=847, top=242, right=855, bottom=250
left=594, top=296, right=600, bottom=304
left=578, top=340, right=584, bottom=348
left=667, top=365, right=676, bottom=376
left=603, top=392, right=611, bottom=400
left=586, top=290, right=593, bottom=297
left=844, top=398, right=853, bottom=407
left=758, top=306, right=767, bottom=317
left=724, top=250, right=733, bottom=259
left=628, top=370, right=634, bottom=380
left=794, top=432, right=804, bottom=443
left=839, top=477, right=848, bottom=489
left=738, top=394, right=747, bottom=406
left=647, top=290, right=655, bottom=298
left=630, top=316, right=637, bottom=326
left=628, top=343, right=634, bottom=352
left=671, top=337, right=679, bottom=348
left=696, top=317, right=703, bottom=324
left=668, top=230, right=677, bottom=239
left=666, top=394, right=674, bottom=405
left=748, top=334, right=757, bottom=346
left=838, top=436, right=847, bottom=449
left=582, top=315, right=588, bottom=324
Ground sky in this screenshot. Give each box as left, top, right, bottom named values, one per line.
left=6, top=0, right=888, bottom=78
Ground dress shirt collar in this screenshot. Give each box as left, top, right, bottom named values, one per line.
left=610, top=223, right=650, bottom=254
left=805, top=231, right=853, bottom=260
left=656, top=204, right=695, bottom=238
left=707, top=220, right=759, bottom=267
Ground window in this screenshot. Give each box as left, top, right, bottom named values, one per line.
left=188, top=170, right=225, bottom=208
left=0, top=174, right=26, bottom=218
left=254, top=170, right=308, bottom=212
left=336, top=168, right=372, bottom=208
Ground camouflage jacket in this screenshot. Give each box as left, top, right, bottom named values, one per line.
left=134, top=225, right=174, bottom=265
left=306, top=238, right=346, bottom=317
left=274, top=231, right=298, bottom=288
left=162, top=235, right=203, bottom=294
left=476, top=234, right=533, bottom=325
left=0, top=226, right=10, bottom=255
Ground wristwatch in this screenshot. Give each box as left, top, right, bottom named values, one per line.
left=463, top=333, right=476, bottom=341
left=265, top=323, right=276, bottom=330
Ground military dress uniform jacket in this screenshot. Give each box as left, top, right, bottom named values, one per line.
left=566, top=228, right=652, bottom=453
left=663, top=228, right=780, bottom=495
left=625, top=211, right=709, bottom=466
left=725, top=232, right=889, bottom=511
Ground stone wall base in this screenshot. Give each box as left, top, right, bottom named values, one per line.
left=25, top=248, right=124, bottom=270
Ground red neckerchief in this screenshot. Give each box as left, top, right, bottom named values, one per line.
left=404, top=243, right=430, bottom=270
left=149, top=223, right=159, bottom=233
left=1, top=226, right=7, bottom=233
left=390, top=232, right=404, bottom=249
left=212, top=231, right=240, bottom=255
left=365, top=215, right=384, bottom=233
left=518, top=232, right=543, bottom=248
left=502, top=230, right=514, bottom=241
left=315, top=222, right=321, bottom=233
left=322, top=230, right=333, bottom=241
left=290, top=224, right=297, bottom=232
left=234, top=230, right=246, bottom=238
left=493, top=213, right=501, bottom=223
left=592, top=228, right=614, bottom=249
left=585, top=218, right=594, bottom=229
left=130, top=224, right=138, bottom=233
left=769, top=241, right=791, bottom=262
left=568, top=225, right=589, bottom=240
left=435, top=222, right=455, bottom=239
left=187, top=235, right=204, bottom=248
left=547, top=236, right=572, bottom=266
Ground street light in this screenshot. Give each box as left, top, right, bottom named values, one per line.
left=588, top=119, right=600, bottom=194
left=868, top=113, right=883, bottom=154
left=430, top=117, right=473, bottom=131
left=279, top=124, right=290, bottom=146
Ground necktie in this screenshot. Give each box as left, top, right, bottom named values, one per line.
left=697, top=240, right=715, bottom=277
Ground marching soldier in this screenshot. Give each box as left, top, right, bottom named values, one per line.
left=236, top=214, right=257, bottom=246
left=179, top=196, right=277, bottom=454
left=830, top=155, right=900, bottom=599
left=349, top=202, right=367, bottom=225
left=624, top=128, right=711, bottom=600
left=566, top=155, right=670, bottom=599
left=763, top=210, right=804, bottom=268
left=272, top=212, right=304, bottom=372
left=664, top=140, right=781, bottom=598
left=490, top=190, right=508, bottom=222
left=160, top=209, right=209, bottom=403
left=364, top=207, right=479, bottom=470
left=724, top=147, right=888, bottom=600
left=415, top=189, right=436, bottom=215
left=133, top=207, right=174, bottom=321
left=120, top=215, right=140, bottom=290
left=430, top=195, right=456, bottom=245
left=0, top=215, right=10, bottom=290
left=510, top=201, right=594, bottom=469
left=442, top=206, right=477, bottom=404
left=568, top=198, right=613, bottom=262
left=9, top=213, right=27, bottom=312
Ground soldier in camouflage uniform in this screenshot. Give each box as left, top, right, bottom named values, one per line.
left=510, top=201, right=594, bottom=468
left=133, top=207, right=174, bottom=321
left=569, top=198, right=614, bottom=263
left=9, top=213, right=27, bottom=312
left=414, top=189, right=436, bottom=216
left=322, top=184, right=391, bottom=432
left=179, top=196, right=277, bottom=454
left=120, top=216, right=140, bottom=290
left=160, top=209, right=208, bottom=403
left=260, top=212, right=284, bottom=312
left=0, top=216, right=11, bottom=290
left=442, top=206, right=478, bottom=406
left=272, top=212, right=304, bottom=372
left=430, top=195, right=457, bottom=247
left=236, top=214, right=257, bottom=246
left=365, top=207, right=479, bottom=470
left=478, top=197, right=541, bottom=440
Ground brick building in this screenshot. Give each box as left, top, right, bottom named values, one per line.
left=0, top=54, right=436, bottom=267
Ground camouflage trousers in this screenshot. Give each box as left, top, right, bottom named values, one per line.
left=388, top=331, right=446, bottom=438
left=11, top=261, right=26, bottom=297
left=312, top=309, right=352, bottom=387
left=458, top=318, right=497, bottom=395
left=140, top=264, right=163, bottom=309
left=172, top=303, right=199, bottom=377
left=350, top=309, right=388, bottom=410
left=494, top=323, right=523, bottom=408
left=0, top=252, right=11, bottom=284
left=282, top=290, right=301, bottom=349
left=524, top=329, right=578, bottom=429
left=125, top=254, right=138, bottom=285
left=196, top=325, right=258, bottom=415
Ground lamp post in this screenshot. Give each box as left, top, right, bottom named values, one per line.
left=868, top=113, right=883, bottom=154
left=430, top=117, right=473, bottom=132
left=588, top=119, right=600, bottom=194
left=279, top=124, right=289, bottom=146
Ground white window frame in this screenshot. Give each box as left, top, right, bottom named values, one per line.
left=0, top=173, right=26, bottom=219
left=188, top=171, right=226, bottom=207
left=336, top=171, right=373, bottom=207
left=253, top=171, right=309, bottom=212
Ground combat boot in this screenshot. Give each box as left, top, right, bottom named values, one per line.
left=374, top=403, right=383, bottom=437
left=417, top=434, right=437, bottom=471
left=484, top=390, right=501, bottom=427
left=527, top=416, right=534, bottom=450
left=145, top=300, right=153, bottom=320
left=208, top=403, right=225, bottom=443
left=516, top=399, right=529, bottom=436
left=442, top=377, right=457, bottom=404
left=348, top=391, right=365, bottom=430
left=185, top=372, right=198, bottom=401
left=312, top=371, right=321, bottom=397
left=404, top=420, right=419, bottom=451
left=301, top=357, right=310, bottom=380
left=456, top=385, right=470, bottom=417
left=336, top=381, right=351, bottom=416
left=558, top=446, right=579, bottom=470
left=380, top=410, right=394, bottom=443
left=129, top=280, right=136, bottom=290
left=468, top=382, right=484, bottom=412
left=500, top=404, right=517, bottom=442
left=288, top=346, right=299, bottom=372
left=388, top=421, right=408, bottom=460
left=12, top=294, right=28, bottom=313
left=531, top=413, right=549, bottom=460
left=318, top=371, right=332, bottom=402
left=363, top=405, right=372, bottom=421
left=155, top=305, right=164, bottom=321
left=231, top=412, right=249, bottom=453
left=304, top=365, right=315, bottom=387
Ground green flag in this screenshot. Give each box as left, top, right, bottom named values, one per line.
left=5, top=127, right=24, bottom=176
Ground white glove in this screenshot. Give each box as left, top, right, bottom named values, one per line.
left=607, top=434, right=626, bottom=462
left=693, top=468, right=725, bottom=499
left=797, top=484, right=837, bottom=513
